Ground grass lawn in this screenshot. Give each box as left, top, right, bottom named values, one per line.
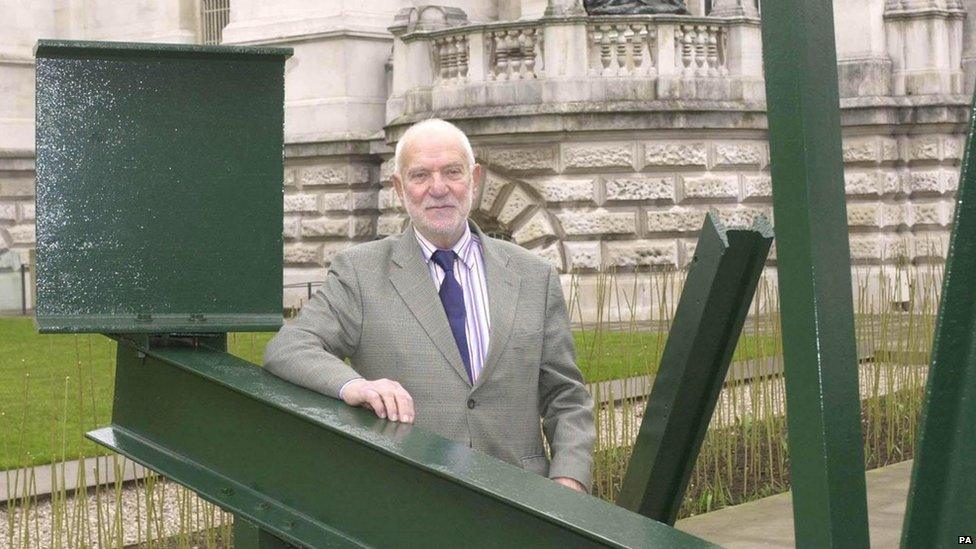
left=0, top=317, right=778, bottom=470
left=0, top=318, right=274, bottom=470
left=574, top=329, right=779, bottom=383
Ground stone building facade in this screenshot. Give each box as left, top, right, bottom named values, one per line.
left=0, top=0, right=971, bottom=316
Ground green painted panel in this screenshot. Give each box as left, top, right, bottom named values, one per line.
left=34, top=40, right=291, bottom=333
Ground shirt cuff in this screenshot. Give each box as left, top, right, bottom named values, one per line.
left=337, top=377, right=364, bottom=400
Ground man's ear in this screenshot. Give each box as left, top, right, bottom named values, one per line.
left=471, top=163, right=483, bottom=196
left=391, top=173, right=405, bottom=208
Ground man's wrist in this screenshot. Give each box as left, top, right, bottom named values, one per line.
left=338, top=377, right=364, bottom=401
left=552, top=476, right=587, bottom=493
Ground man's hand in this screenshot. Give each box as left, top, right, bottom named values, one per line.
left=553, top=477, right=586, bottom=493
left=341, top=378, right=415, bottom=423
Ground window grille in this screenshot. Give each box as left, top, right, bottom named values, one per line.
left=201, top=0, right=231, bottom=45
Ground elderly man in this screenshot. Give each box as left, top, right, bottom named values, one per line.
left=264, top=119, right=595, bottom=492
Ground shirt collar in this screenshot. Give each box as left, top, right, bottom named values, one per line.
left=414, top=223, right=477, bottom=269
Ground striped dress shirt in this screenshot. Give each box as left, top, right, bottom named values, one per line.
left=338, top=224, right=491, bottom=398
left=413, top=224, right=491, bottom=382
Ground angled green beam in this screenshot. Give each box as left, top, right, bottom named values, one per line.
left=759, top=1, right=870, bottom=547
left=91, top=337, right=715, bottom=548
left=901, top=91, right=976, bottom=548
left=617, top=213, right=773, bottom=525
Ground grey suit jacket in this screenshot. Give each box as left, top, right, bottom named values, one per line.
left=263, top=223, right=595, bottom=487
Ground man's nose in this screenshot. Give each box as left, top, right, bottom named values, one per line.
left=429, top=171, right=450, bottom=196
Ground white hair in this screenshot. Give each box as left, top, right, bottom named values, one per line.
left=393, top=119, right=475, bottom=175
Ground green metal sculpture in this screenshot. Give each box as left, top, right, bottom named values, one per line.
left=32, top=0, right=976, bottom=543
left=32, top=40, right=711, bottom=548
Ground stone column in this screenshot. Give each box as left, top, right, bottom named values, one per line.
left=223, top=1, right=398, bottom=144
left=884, top=0, right=965, bottom=95
left=960, top=0, right=976, bottom=93
left=0, top=0, right=58, bottom=152
left=709, top=0, right=759, bottom=17
left=67, top=0, right=199, bottom=43
left=833, top=0, right=892, bottom=97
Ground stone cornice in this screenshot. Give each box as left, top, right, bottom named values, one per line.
left=285, top=134, right=389, bottom=159
left=0, top=150, right=36, bottom=171
left=223, top=12, right=394, bottom=46
left=226, top=27, right=392, bottom=46
left=0, top=53, right=34, bottom=67
left=386, top=103, right=769, bottom=143
left=385, top=95, right=972, bottom=143
left=883, top=9, right=965, bottom=19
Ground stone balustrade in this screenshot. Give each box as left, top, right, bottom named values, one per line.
left=387, top=12, right=763, bottom=123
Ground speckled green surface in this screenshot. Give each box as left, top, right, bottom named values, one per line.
left=34, top=41, right=290, bottom=333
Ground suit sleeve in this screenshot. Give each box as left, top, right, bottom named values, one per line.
left=263, top=251, right=364, bottom=399
left=538, top=266, right=596, bottom=490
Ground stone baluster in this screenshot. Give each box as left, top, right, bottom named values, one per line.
left=631, top=24, right=652, bottom=72
left=615, top=26, right=630, bottom=72
left=506, top=30, right=521, bottom=78
left=706, top=26, right=724, bottom=77
left=676, top=26, right=694, bottom=77
left=695, top=26, right=708, bottom=76
left=437, top=38, right=450, bottom=80
left=591, top=25, right=614, bottom=75
left=450, top=38, right=460, bottom=79
left=491, top=31, right=508, bottom=80
left=458, top=36, right=469, bottom=79
left=522, top=28, right=538, bottom=77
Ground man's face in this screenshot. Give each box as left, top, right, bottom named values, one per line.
left=392, top=129, right=482, bottom=248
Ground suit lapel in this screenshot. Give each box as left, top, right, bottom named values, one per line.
left=389, top=225, right=472, bottom=387
left=474, top=226, right=521, bottom=391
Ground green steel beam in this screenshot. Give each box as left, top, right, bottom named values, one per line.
left=900, top=92, right=976, bottom=548
left=759, top=1, right=871, bottom=547
left=617, top=213, right=773, bottom=525
left=34, top=40, right=289, bottom=334
left=92, top=337, right=715, bottom=548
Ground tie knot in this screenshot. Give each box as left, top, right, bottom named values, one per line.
left=431, top=249, right=456, bottom=272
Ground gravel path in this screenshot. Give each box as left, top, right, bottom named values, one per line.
left=1, top=463, right=232, bottom=549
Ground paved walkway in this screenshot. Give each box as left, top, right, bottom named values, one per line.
left=675, top=460, right=913, bottom=547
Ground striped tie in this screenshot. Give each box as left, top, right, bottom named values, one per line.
left=431, top=250, right=473, bottom=383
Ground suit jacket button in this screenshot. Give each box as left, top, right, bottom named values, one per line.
left=467, top=398, right=476, bottom=409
